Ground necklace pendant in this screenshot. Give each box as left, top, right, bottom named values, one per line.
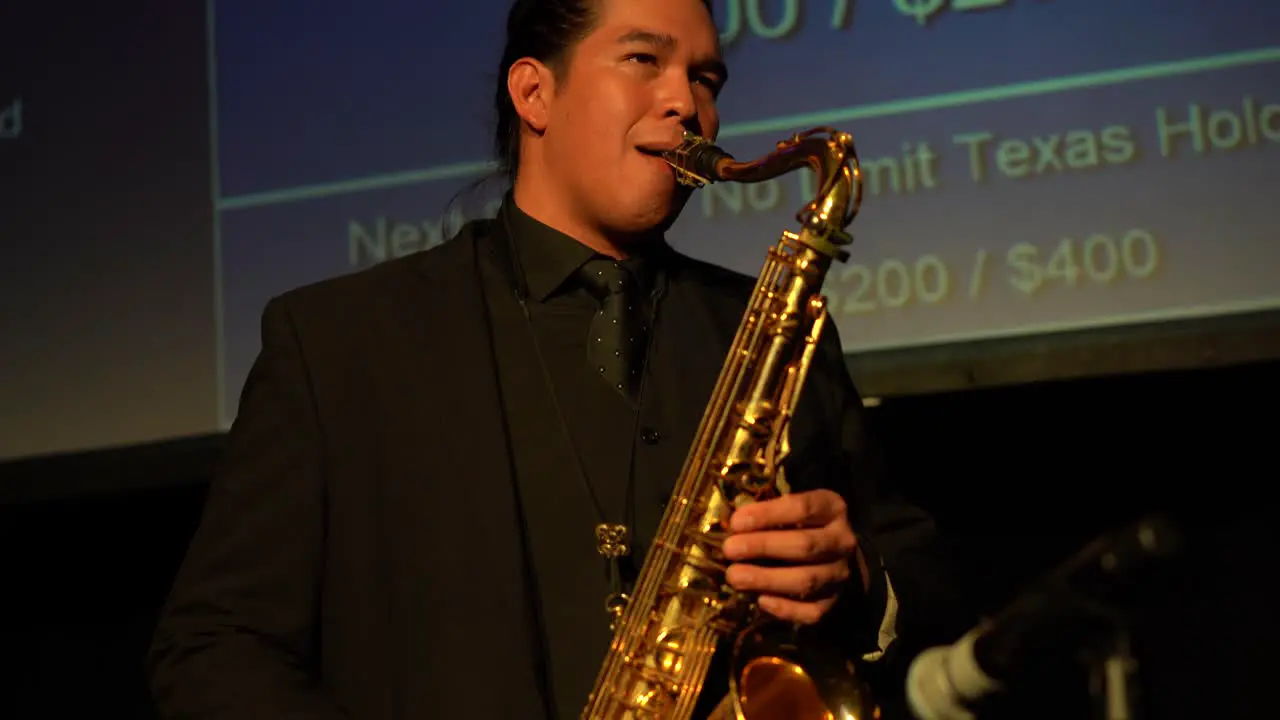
left=594, top=523, right=631, bottom=559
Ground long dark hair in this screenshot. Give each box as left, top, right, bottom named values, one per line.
left=443, top=0, right=600, bottom=221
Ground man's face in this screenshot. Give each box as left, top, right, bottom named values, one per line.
left=542, top=0, right=726, bottom=239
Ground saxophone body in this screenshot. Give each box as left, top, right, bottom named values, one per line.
left=580, top=127, right=873, bottom=720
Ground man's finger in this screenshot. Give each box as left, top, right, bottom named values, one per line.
left=729, top=490, right=845, bottom=532
left=757, top=595, right=835, bottom=626
left=726, top=561, right=850, bottom=599
left=722, top=527, right=856, bottom=562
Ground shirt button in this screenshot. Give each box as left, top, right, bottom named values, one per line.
left=641, top=427, right=661, bottom=445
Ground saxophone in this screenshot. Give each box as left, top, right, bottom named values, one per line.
left=580, top=126, right=873, bottom=720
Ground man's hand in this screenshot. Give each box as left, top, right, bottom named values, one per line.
left=722, top=489, right=870, bottom=625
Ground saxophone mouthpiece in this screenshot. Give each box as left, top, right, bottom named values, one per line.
left=658, top=131, right=734, bottom=188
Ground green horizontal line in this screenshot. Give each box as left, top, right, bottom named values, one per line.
left=843, top=295, right=1280, bottom=356
left=218, top=45, right=1279, bottom=211
left=218, top=159, right=498, bottom=210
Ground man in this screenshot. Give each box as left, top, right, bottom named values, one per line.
left=148, top=0, right=961, bottom=717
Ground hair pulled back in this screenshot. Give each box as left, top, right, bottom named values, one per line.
left=492, top=0, right=600, bottom=181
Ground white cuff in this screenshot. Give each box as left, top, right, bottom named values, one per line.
left=861, top=569, right=899, bottom=662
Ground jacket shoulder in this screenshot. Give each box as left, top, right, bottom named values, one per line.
left=267, top=219, right=487, bottom=329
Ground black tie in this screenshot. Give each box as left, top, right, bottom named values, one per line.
left=579, top=258, right=648, bottom=403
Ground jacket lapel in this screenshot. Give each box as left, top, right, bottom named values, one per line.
left=374, top=223, right=547, bottom=719
left=643, top=262, right=747, bottom=512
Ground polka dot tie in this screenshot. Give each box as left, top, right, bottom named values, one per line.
left=579, top=258, right=647, bottom=403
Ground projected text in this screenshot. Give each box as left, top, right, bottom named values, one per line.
left=700, top=140, right=940, bottom=219
left=954, top=126, right=1138, bottom=183
left=714, top=0, right=1035, bottom=44
left=823, top=228, right=1161, bottom=316
left=1157, top=96, right=1280, bottom=159
left=716, top=0, right=851, bottom=45
left=1004, top=229, right=1159, bottom=295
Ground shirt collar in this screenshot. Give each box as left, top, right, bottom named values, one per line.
left=499, top=193, right=673, bottom=303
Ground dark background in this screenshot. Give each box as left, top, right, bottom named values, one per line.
left=0, top=1, right=218, bottom=461
left=2, top=356, right=1275, bottom=718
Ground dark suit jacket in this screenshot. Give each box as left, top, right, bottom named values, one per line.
left=147, top=220, right=961, bottom=719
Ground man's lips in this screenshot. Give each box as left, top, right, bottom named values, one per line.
left=636, top=141, right=682, bottom=156
left=636, top=147, right=673, bottom=166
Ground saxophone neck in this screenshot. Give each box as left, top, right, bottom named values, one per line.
left=659, top=127, right=864, bottom=257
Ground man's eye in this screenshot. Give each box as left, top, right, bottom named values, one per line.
left=626, top=53, right=659, bottom=65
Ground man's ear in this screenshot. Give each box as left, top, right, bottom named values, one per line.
left=507, top=58, right=554, bottom=133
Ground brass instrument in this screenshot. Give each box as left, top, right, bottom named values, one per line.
left=580, top=127, right=872, bottom=720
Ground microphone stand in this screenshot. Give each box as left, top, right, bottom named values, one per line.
left=906, top=514, right=1180, bottom=720
left=1081, top=605, right=1140, bottom=720
left=1043, top=589, right=1142, bottom=720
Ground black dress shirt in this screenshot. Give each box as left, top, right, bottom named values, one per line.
left=479, top=195, right=889, bottom=719
left=481, top=197, right=694, bottom=719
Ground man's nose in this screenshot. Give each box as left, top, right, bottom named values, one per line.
left=659, top=76, right=697, bottom=123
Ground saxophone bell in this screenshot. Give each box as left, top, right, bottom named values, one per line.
left=711, top=619, right=881, bottom=720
